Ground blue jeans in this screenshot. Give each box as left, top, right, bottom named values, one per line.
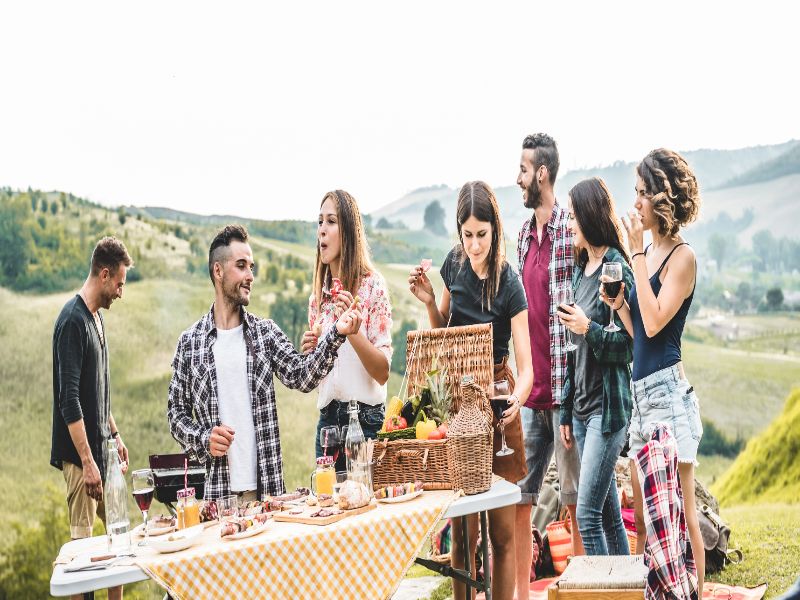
left=572, top=414, right=629, bottom=556
left=518, top=407, right=581, bottom=505
left=315, top=401, right=384, bottom=472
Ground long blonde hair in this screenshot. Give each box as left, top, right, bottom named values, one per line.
left=313, top=190, right=374, bottom=310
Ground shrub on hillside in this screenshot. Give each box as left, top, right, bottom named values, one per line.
left=713, top=389, right=800, bottom=506
left=699, top=419, right=745, bottom=457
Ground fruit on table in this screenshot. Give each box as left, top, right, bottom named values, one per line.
left=416, top=416, right=437, bottom=440
left=427, top=429, right=444, bottom=440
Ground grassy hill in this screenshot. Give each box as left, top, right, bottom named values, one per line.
left=713, top=389, right=800, bottom=506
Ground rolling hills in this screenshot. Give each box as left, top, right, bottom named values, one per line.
left=371, top=139, right=800, bottom=247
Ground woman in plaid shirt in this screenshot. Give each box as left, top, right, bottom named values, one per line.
left=557, top=178, right=634, bottom=556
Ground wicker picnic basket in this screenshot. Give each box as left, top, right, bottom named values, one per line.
left=446, top=375, right=494, bottom=495
left=372, top=323, right=494, bottom=490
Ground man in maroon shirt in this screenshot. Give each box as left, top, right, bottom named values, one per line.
left=513, top=133, right=583, bottom=596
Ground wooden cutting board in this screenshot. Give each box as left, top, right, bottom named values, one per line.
left=273, top=501, right=377, bottom=526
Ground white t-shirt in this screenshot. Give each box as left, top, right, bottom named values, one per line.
left=213, top=325, right=257, bottom=492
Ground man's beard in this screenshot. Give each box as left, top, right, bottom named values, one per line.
left=222, top=279, right=249, bottom=307
left=99, top=289, right=114, bottom=309
left=524, top=179, right=542, bottom=209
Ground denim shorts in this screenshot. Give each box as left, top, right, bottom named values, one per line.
left=517, top=407, right=580, bottom=506
left=627, top=364, right=703, bottom=465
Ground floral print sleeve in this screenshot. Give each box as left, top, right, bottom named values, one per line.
left=361, top=272, right=393, bottom=365
left=306, top=272, right=393, bottom=364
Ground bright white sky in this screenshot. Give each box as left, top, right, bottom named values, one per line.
left=1, top=1, right=797, bottom=220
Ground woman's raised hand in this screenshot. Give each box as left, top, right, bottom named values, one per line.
left=598, top=279, right=625, bottom=311
left=408, top=266, right=434, bottom=306
left=336, top=302, right=362, bottom=335
left=621, top=210, right=645, bottom=254
left=333, top=290, right=354, bottom=318
left=557, top=302, right=591, bottom=335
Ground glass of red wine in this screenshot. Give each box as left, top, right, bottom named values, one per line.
left=132, top=469, right=154, bottom=546
left=556, top=285, right=578, bottom=351
left=319, top=425, right=341, bottom=463
left=489, top=380, right=514, bottom=457
left=601, top=262, right=623, bottom=332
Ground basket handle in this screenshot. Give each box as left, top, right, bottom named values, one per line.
left=396, top=449, right=421, bottom=459
left=376, top=442, right=388, bottom=465
left=421, top=448, right=429, bottom=471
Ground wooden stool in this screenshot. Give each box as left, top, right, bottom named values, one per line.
left=547, top=555, right=647, bottom=600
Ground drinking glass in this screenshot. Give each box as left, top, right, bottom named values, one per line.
left=332, top=471, right=348, bottom=503
left=556, top=285, right=578, bottom=351
left=319, top=425, right=341, bottom=463
left=601, top=262, right=623, bottom=332
left=217, top=495, right=239, bottom=522
left=131, top=469, right=154, bottom=546
left=489, top=380, right=514, bottom=457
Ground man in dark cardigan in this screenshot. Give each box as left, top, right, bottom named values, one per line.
left=51, top=236, right=133, bottom=600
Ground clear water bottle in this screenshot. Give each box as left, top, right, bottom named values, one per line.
left=344, top=399, right=365, bottom=475
left=104, top=438, right=131, bottom=553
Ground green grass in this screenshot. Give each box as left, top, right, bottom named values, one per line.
left=710, top=503, right=800, bottom=599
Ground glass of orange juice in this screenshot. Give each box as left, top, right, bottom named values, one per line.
left=311, top=456, right=336, bottom=496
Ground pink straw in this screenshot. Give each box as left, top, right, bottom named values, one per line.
left=323, top=430, right=329, bottom=456
left=184, top=457, right=188, bottom=492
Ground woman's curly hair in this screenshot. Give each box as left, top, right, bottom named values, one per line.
left=636, top=149, right=701, bottom=238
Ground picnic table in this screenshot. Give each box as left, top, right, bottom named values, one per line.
left=51, top=479, right=520, bottom=600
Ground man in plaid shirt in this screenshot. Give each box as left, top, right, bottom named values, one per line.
left=513, top=133, right=584, bottom=597
left=168, top=225, right=363, bottom=501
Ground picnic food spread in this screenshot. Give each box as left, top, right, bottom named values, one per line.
left=374, top=481, right=424, bottom=500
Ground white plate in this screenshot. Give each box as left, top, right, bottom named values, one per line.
left=376, top=490, right=423, bottom=504
left=223, top=519, right=270, bottom=540
left=132, top=520, right=176, bottom=537
left=148, top=524, right=204, bottom=553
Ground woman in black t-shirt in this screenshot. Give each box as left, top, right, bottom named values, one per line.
left=408, top=181, right=533, bottom=600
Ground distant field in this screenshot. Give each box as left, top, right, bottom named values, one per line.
left=682, top=340, right=799, bottom=439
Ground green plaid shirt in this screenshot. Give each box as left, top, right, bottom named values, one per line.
left=560, top=247, right=634, bottom=435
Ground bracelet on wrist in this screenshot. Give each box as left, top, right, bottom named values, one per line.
left=111, top=431, right=120, bottom=439
left=631, top=251, right=646, bottom=260
left=583, top=320, right=592, bottom=335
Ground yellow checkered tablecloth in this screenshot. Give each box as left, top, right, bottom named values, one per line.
left=136, top=490, right=459, bottom=600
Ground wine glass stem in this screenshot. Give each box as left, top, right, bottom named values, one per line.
left=143, top=509, right=148, bottom=543
left=500, top=423, right=507, bottom=450
left=609, top=307, right=615, bottom=328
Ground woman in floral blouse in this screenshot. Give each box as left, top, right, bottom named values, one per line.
left=302, top=190, right=393, bottom=470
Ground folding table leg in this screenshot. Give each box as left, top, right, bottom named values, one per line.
left=480, top=510, right=491, bottom=600
left=462, top=515, right=472, bottom=600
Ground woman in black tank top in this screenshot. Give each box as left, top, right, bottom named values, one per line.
left=601, top=149, right=705, bottom=591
